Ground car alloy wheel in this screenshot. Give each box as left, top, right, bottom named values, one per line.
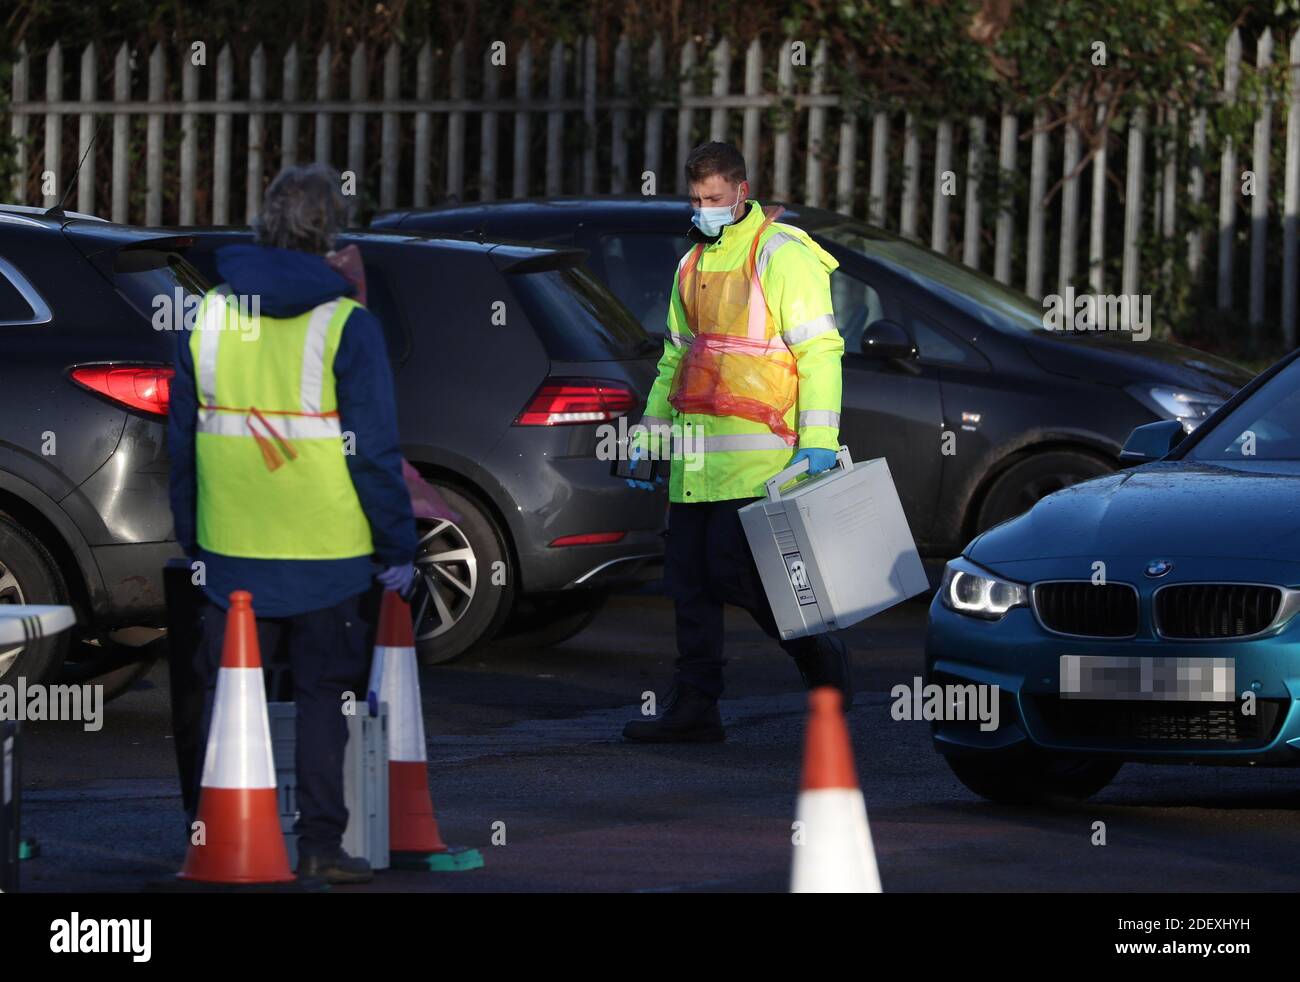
left=0, top=558, right=27, bottom=677
left=0, top=515, right=71, bottom=685
left=406, top=482, right=516, bottom=665
left=411, top=517, right=477, bottom=643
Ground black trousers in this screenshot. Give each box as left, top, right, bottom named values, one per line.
left=192, top=587, right=380, bottom=859
left=665, top=498, right=843, bottom=698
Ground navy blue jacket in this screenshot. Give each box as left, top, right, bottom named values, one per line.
left=168, top=244, right=418, bottom=618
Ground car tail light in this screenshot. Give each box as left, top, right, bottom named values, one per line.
left=549, top=531, right=627, bottom=547
left=515, top=378, right=634, bottom=425
left=70, top=365, right=175, bottom=416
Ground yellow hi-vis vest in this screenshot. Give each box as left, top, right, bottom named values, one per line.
left=640, top=201, right=844, bottom=503
left=669, top=206, right=799, bottom=444
left=190, top=286, right=374, bottom=560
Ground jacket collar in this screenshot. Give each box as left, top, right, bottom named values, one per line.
left=214, top=243, right=352, bottom=318
left=687, top=199, right=764, bottom=247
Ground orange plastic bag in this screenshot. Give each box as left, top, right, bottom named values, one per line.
left=669, top=333, right=798, bottom=444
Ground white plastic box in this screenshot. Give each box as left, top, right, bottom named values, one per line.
left=739, top=447, right=929, bottom=640
left=269, top=701, right=389, bottom=870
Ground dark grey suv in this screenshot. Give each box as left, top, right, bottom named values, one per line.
left=0, top=205, right=188, bottom=694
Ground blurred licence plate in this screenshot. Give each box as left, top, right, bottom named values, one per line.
left=1059, top=655, right=1235, bottom=702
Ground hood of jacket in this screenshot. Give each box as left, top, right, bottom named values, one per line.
left=214, top=243, right=354, bottom=318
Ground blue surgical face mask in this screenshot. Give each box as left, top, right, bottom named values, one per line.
left=692, top=188, right=745, bottom=237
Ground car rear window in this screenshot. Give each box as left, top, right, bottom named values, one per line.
left=508, top=265, right=653, bottom=361
left=595, top=232, right=690, bottom=335
left=112, top=248, right=211, bottom=329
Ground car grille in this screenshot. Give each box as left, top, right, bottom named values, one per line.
left=1037, top=698, right=1283, bottom=746
left=1033, top=581, right=1139, bottom=638
left=1155, top=584, right=1282, bottom=639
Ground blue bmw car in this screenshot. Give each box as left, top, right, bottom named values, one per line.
left=927, top=348, right=1300, bottom=802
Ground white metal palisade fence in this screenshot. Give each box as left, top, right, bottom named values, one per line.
left=7, top=29, right=1300, bottom=345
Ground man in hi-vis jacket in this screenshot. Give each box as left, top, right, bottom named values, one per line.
left=623, top=141, right=850, bottom=743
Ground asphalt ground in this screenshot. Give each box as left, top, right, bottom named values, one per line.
left=13, top=593, right=1300, bottom=893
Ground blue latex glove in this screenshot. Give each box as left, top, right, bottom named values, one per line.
left=788, top=447, right=838, bottom=476
left=625, top=443, right=664, bottom=491
left=377, top=563, right=417, bottom=598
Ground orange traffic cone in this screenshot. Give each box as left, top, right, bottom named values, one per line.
left=790, top=686, right=881, bottom=893
left=368, top=589, right=483, bottom=871
left=178, top=591, right=296, bottom=886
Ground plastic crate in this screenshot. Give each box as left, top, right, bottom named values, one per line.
left=269, top=702, right=389, bottom=870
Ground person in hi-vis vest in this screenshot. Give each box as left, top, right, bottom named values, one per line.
left=168, top=164, right=417, bottom=883
left=622, top=142, right=851, bottom=744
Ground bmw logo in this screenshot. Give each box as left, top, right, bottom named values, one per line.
left=1145, top=560, right=1174, bottom=578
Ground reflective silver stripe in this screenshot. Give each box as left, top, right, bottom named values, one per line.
left=799, top=410, right=841, bottom=429
left=639, top=415, right=670, bottom=428
left=697, top=433, right=791, bottom=453
left=196, top=286, right=232, bottom=406
left=299, top=300, right=339, bottom=415
left=196, top=408, right=342, bottom=439
left=669, top=255, right=692, bottom=347
left=755, top=230, right=800, bottom=280
left=783, top=312, right=838, bottom=346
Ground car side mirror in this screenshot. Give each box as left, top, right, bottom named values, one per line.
left=1119, top=419, right=1186, bottom=465
left=859, top=318, right=917, bottom=362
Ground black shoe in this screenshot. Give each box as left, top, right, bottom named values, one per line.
left=623, top=683, right=725, bottom=743
left=296, top=849, right=373, bottom=884
left=794, top=635, right=854, bottom=710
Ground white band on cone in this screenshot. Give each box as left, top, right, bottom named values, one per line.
left=790, top=788, right=882, bottom=893
left=369, top=644, right=427, bottom=763
left=201, top=666, right=277, bottom=790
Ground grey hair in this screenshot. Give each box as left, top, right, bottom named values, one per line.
left=254, top=163, right=346, bottom=254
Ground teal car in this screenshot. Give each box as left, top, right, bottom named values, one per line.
left=927, top=349, right=1300, bottom=802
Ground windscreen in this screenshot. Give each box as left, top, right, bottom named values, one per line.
left=1183, top=358, right=1300, bottom=462
left=816, top=221, right=1048, bottom=334
left=508, top=264, right=654, bottom=361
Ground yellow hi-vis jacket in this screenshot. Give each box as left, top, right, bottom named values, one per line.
left=638, top=200, right=844, bottom=503
left=190, top=287, right=374, bottom=559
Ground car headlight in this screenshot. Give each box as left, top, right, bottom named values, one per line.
left=939, top=557, right=1028, bottom=620
left=1129, top=384, right=1224, bottom=433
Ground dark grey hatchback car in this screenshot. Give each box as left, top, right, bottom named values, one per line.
left=0, top=205, right=665, bottom=693
left=375, top=196, right=1256, bottom=556
left=183, top=227, right=666, bottom=661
